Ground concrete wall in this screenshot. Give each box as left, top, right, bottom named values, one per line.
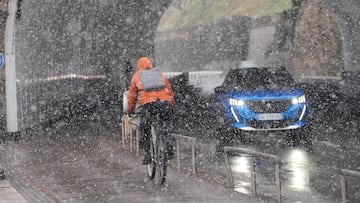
left=326, top=0, right=360, bottom=72
left=154, top=8, right=299, bottom=74
left=12, top=0, right=172, bottom=130
left=1, top=0, right=360, bottom=131
left=155, top=0, right=360, bottom=78
left=293, top=0, right=344, bottom=78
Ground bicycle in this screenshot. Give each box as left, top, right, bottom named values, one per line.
left=146, top=112, right=168, bottom=185
left=126, top=112, right=169, bottom=185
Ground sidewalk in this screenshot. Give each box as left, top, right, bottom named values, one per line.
left=0, top=179, right=27, bottom=203
left=1, top=135, right=262, bottom=203
left=0, top=143, right=27, bottom=203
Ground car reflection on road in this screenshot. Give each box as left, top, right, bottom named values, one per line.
left=285, top=149, right=310, bottom=192
left=230, top=155, right=252, bottom=195
left=225, top=145, right=334, bottom=202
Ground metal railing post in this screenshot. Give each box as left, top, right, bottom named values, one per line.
left=0, top=169, right=5, bottom=180
left=135, top=129, right=139, bottom=156
left=224, top=146, right=281, bottom=202
left=121, top=117, right=126, bottom=147
left=129, top=127, right=133, bottom=153
left=123, top=129, right=197, bottom=175
left=340, top=174, right=347, bottom=203
left=128, top=119, right=140, bottom=155
left=125, top=115, right=129, bottom=143
left=172, top=134, right=196, bottom=175
left=177, top=139, right=180, bottom=172
left=339, top=169, right=360, bottom=203
left=250, top=157, right=257, bottom=198
left=275, top=161, right=282, bottom=203
left=224, top=147, right=234, bottom=188
left=191, top=143, right=196, bottom=175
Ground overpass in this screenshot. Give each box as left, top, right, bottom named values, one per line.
left=1, top=0, right=360, bottom=132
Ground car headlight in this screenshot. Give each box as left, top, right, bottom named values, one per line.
left=229, top=98, right=245, bottom=106
left=292, top=95, right=306, bottom=104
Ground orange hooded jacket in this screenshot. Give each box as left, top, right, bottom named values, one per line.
left=127, top=57, right=175, bottom=113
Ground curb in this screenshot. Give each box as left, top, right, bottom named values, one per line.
left=4, top=142, right=60, bottom=203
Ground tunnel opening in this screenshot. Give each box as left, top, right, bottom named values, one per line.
left=154, top=0, right=345, bottom=78
left=0, top=0, right=356, bottom=134
left=152, top=0, right=350, bottom=139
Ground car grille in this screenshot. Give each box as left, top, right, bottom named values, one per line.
left=248, top=119, right=291, bottom=129
left=246, top=100, right=290, bottom=113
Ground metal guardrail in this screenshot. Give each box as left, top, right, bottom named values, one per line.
left=0, top=144, right=5, bottom=180
left=173, top=133, right=196, bottom=175
left=120, top=115, right=141, bottom=155
left=224, top=146, right=282, bottom=203
left=163, top=71, right=224, bottom=87
left=127, top=118, right=140, bottom=156
left=0, top=168, right=5, bottom=180
left=122, top=116, right=197, bottom=175
left=123, top=117, right=360, bottom=202
left=224, top=146, right=360, bottom=203
left=121, top=116, right=127, bottom=147
left=339, top=169, right=360, bottom=203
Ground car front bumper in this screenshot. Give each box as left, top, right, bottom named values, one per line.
left=224, top=103, right=310, bottom=131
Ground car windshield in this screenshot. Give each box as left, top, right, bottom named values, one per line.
left=222, top=67, right=296, bottom=90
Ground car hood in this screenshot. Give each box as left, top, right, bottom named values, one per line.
left=227, top=88, right=304, bottom=100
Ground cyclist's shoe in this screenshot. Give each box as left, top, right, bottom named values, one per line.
left=142, top=152, right=151, bottom=165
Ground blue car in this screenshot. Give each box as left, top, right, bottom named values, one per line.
left=214, top=66, right=311, bottom=144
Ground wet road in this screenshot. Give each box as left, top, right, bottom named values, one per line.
left=212, top=114, right=360, bottom=202
left=1, top=121, right=259, bottom=203
left=1, top=106, right=360, bottom=203
left=173, top=105, right=360, bottom=202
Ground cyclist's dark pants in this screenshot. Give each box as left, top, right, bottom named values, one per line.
left=139, top=101, right=174, bottom=153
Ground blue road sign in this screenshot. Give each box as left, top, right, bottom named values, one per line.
left=0, top=53, right=3, bottom=70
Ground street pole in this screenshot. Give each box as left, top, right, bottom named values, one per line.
left=4, top=0, right=19, bottom=132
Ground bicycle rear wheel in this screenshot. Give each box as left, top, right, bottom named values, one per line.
left=154, top=136, right=167, bottom=185
left=146, top=126, right=156, bottom=180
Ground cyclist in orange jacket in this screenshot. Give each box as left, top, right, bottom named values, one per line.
left=127, top=56, right=176, bottom=164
